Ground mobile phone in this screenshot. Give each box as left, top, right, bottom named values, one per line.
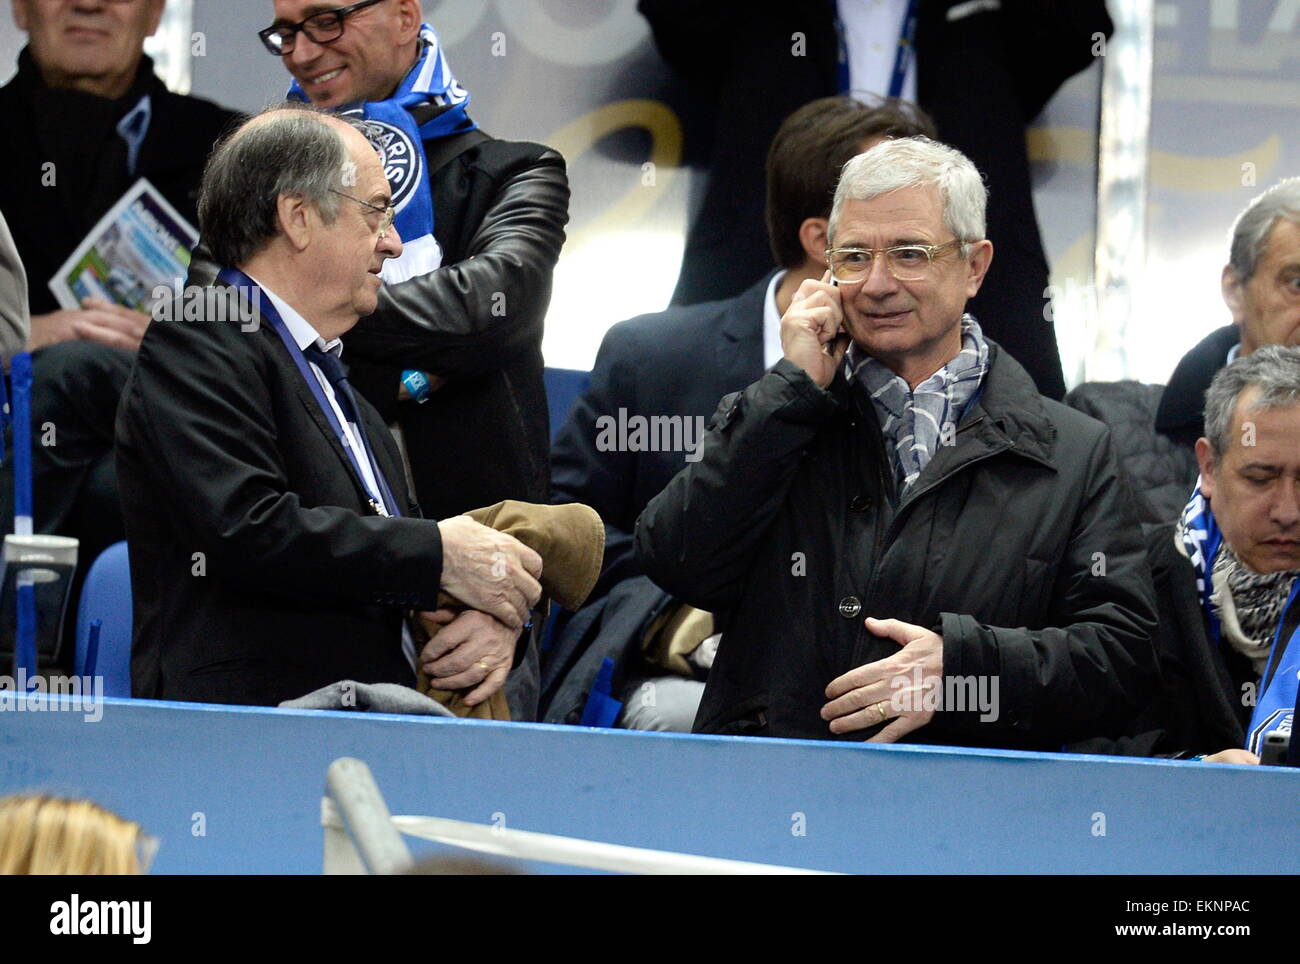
left=1259, top=729, right=1292, bottom=766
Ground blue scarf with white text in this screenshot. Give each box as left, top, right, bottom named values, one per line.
left=288, top=23, right=476, bottom=284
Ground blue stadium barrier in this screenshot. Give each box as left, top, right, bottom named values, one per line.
left=543, top=366, right=590, bottom=441
left=74, top=541, right=133, bottom=698
left=2, top=695, right=1296, bottom=874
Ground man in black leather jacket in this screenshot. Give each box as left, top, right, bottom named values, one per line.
left=260, top=0, right=569, bottom=523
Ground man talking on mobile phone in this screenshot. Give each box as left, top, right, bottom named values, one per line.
left=637, top=136, right=1159, bottom=749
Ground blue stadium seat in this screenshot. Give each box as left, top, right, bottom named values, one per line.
left=543, top=367, right=590, bottom=440
left=74, top=541, right=133, bottom=697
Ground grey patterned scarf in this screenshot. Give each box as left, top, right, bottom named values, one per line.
left=1209, top=541, right=1300, bottom=671
left=849, top=315, right=989, bottom=490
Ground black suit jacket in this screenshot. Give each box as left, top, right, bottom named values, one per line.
left=186, top=136, right=569, bottom=523
left=116, top=284, right=446, bottom=706
left=639, top=0, right=1113, bottom=400
left=551, top=273, right=770, bottom=596
left=1155, top=323, right=1240, bottom=449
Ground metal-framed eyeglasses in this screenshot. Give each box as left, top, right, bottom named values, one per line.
left=330, top=189, right=396, bottom=240
left=825, top=239, right=967, bottom=284
left=258, top=0, right=389, bottom=56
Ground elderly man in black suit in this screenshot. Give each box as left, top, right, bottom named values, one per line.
left=116, top=106, right=542, bottom=707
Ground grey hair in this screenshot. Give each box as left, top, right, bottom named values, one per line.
left=828, top=135, right=987, bottom=249
left=198, top=103, right=375, bottom=267
left=1227, top=176, right=1300, bottom=282
left=1203, top=345, right=1300, bottom=458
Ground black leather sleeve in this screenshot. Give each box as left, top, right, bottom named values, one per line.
left=343, top=147, right=569, bottom=381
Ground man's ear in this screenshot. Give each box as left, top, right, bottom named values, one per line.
left=13, top=0, right=30, bottom=32
left=277, top=194, right=312, bottom=252
left=145, top=0, right=165, bottom=37
left=964, top=239, right=994, bottom=298
left=1221, top=264, right=1246, bottom=326
left=1194, top=437, right=1217, bottom=501
left=798, top=217, right=830, bottom=268
left=396, top=0, right=424, bottom=44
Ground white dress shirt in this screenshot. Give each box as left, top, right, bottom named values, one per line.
left=249, top=275, right=418, bottom=670
left=252, top=279, right=390, bottom=514
left=837, top=0, right=919, bottom=104
left=763, top=270, right=787, bottom=371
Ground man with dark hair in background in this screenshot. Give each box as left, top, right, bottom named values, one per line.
left=546, top=96, right=934, bottom=730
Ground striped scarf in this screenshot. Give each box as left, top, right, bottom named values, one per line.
left=850, top=315, right=989, bottom=490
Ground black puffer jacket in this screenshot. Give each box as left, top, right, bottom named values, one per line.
left=1064, top=380, right=1198, bottom=527
left=636, top=344, right=1159, bottom=749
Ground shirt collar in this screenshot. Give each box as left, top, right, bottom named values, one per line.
left=245, top=273, right=343, bottom=357
left=762, top=270, right=787, bottom=371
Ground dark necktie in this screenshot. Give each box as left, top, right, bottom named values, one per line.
left=302, top=344, right=393, bottom=514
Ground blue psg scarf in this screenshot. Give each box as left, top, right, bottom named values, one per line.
left=1179, top=482, right=1299, bottom=755
left=288, top=23, right=477, bottom=284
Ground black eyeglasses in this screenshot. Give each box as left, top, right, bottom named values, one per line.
left=258, top=0, right=389, bottom=56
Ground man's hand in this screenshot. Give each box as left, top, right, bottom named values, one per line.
left=27, top=297, right=151, bottom=352
left=780, top=271, right=849, bottom=388
left=822, top=617, right=944, bottom=742
left=1202, top=749, right=1260, bottom=765
left=419, top=608, right=518, bottom=706
left=436, top=516, right=542, bottom=629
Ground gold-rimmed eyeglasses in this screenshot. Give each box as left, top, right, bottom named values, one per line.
left=826, top=239, right=967, bottom=283
left=329, top=189, right=396, bottom=240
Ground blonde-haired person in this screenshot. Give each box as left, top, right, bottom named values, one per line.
left=0, top=794, right=152, bottom=874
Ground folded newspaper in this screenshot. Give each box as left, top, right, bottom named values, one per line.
left=47, top=178, right=198, bottom=313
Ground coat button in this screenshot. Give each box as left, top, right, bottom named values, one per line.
left=838, top=596, right=862, bottom=619
left=849, top=494, right=872, bottom=511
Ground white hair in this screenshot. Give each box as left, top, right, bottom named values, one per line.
left=1228, top=176, right=1300, bottom=282
left=827, top=136, right=987, bottom=248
